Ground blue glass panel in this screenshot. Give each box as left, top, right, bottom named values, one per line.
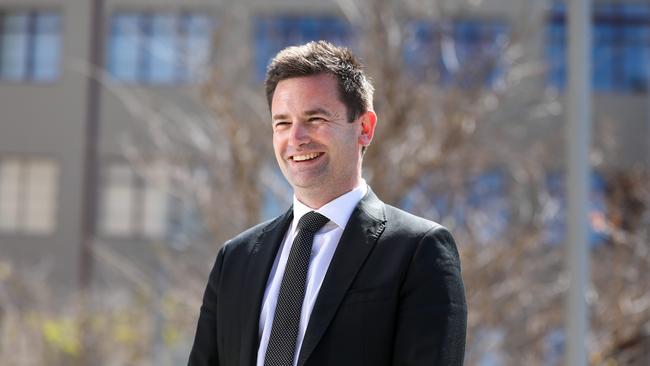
left=624, top=43, right=640, bottom=90
left=447, top=21, right=468, bottom=75
left=404, top=21, right=439, bottom=77
left=324, top=19, right=349, bottom=46
left=593, top=23, right=614, bottom=91
left=108, top=11, right=213, bottom=84
left=186, top=14, right=211, bottom=35
left=545, top=19, right=566, bottom=89
left=298, top=17, right=318, bottom=41
left=149, top=14, right=178, bottom=83
left=546, top=1, right=650, bottom=92
left=597, top=3, right=616, bottom=16
left=624, top=3, right=650, bottom=18
left=182, top=15, right=213, bottom=82
left=549, top=1, right=565, bottom=13
left=108, top=13, right=141, bottom=82
left=254, top=18, right=272, bottom=79
left=406, top=19, right=508, bottom=87
left=1, top=13, right=29, bottom=80
left=624, top=24, right=648, bottom=91
left=640, top=46, right=650, bottom=91
left=32, top=12, right=61, bottom=81
left=253, top=15, right=351, bottom=80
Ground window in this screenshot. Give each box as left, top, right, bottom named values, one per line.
left=405, top=20, right=509, bottom=87
left=99, top=162, right=168, bottom=238
left=0, top=10, right=61, bottom=81
left=99, top=161, right=206, bottom=244
left=107, top=11, right=214, bottom=84
left=254, top=15, right=351, bottom=80
left=546, top=2, right=650, bottom=92
left=0, top=157, right=59, bottom=235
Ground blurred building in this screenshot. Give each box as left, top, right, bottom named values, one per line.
left=0, top=0, right=648, bottom=296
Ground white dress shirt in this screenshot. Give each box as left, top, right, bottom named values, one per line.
left=256, top=180, right=368, bottom=366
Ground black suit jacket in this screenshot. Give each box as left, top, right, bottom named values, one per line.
left=189, top=190, right=467, bottom=366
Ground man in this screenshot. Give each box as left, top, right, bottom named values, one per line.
left=189, top=41, right=467, bottom=366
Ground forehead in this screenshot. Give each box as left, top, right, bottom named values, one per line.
left=271, top=73, right=343, bottom=112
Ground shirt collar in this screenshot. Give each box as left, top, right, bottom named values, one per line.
left=292, top=179, right=368, bottom=230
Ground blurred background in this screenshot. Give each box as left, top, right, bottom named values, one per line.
left=0, top=0, right=648, bottom=365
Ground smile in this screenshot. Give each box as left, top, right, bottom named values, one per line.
left=291, top=152, right=323, bottom=162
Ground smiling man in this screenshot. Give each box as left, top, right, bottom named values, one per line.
left=189, top=41, right=467, bottom=366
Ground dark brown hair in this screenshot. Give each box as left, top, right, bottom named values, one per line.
left=264, top=41, right=374, bottom=122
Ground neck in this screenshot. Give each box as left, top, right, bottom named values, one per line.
left=295, top=177, right=362, bottom=209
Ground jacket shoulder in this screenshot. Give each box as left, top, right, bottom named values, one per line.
left=383, top=204, right=461, bottom=269
left=383, top=203, right=444, bottom=234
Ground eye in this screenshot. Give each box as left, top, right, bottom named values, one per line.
left=308, top=116, right=326, bottom=122
left=273, top=121, right=291, bottom=129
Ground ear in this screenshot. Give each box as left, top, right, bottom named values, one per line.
left=357, top=110, right=377, bottom=147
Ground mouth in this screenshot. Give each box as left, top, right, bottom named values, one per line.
left=290, top=152, right=323, bottom=162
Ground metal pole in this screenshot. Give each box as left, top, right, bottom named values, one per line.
left=565, top=0, right=591, bottom=365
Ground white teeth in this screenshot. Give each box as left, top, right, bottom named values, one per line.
left=292, top=153, right=321, bottom=161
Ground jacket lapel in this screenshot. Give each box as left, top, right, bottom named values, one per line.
left=239, top=208, right=293, bottom=366
left=297, top=189, right=387, bottom=366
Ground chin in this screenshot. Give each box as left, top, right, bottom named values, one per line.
left=291, top=180, right=319, bottom=190
left=290, top=178, right=326, bottom=191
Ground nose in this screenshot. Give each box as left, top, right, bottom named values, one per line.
left=288, top=122, right=310, bottom=147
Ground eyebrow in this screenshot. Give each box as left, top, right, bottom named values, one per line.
left=272, top=107, right=333, bottom=122
left=272, top=113, right=289, bottom=122
left=304, top=108, right=333, bottom=118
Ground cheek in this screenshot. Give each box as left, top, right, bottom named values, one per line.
left=342, top=130, right=361, bottom=150
left=273, top=135, right=291, bottom=164
left=272, top=138, right=282, bottom=160
left=272, top=134, right=282, bottom=151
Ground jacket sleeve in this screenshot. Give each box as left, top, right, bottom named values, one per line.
left=188, top=245, right=227, bottom=366
left=391, top=226, right=467, bottom=366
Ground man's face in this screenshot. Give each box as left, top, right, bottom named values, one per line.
left=271, top=73, right=375, bottom=207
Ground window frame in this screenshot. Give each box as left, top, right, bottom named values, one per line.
left=0, top=8, right=62, bottom=83
left=404, top=18, right=510, bottom=88
left=99, top=159, right=163, bottom=240
left=253, top=14, right=353, bottom=80
left=546, top=2, right=650, bottom=93
left=0, top=155, right=60, bottom=236
left=106, top=10, right=214, bottom=85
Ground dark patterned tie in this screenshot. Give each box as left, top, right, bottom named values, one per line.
left=264, top=211, right=330, bottom=366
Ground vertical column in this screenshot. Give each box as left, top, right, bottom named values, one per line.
left=565, top=0, right=591, bottom=365
left=80, top=0, right=105, bottom=291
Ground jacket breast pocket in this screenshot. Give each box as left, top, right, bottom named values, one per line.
left=342, top=286, right=394, bottom=305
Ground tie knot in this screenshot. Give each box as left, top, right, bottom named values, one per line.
left=297, top=211, right=329, bottom=234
